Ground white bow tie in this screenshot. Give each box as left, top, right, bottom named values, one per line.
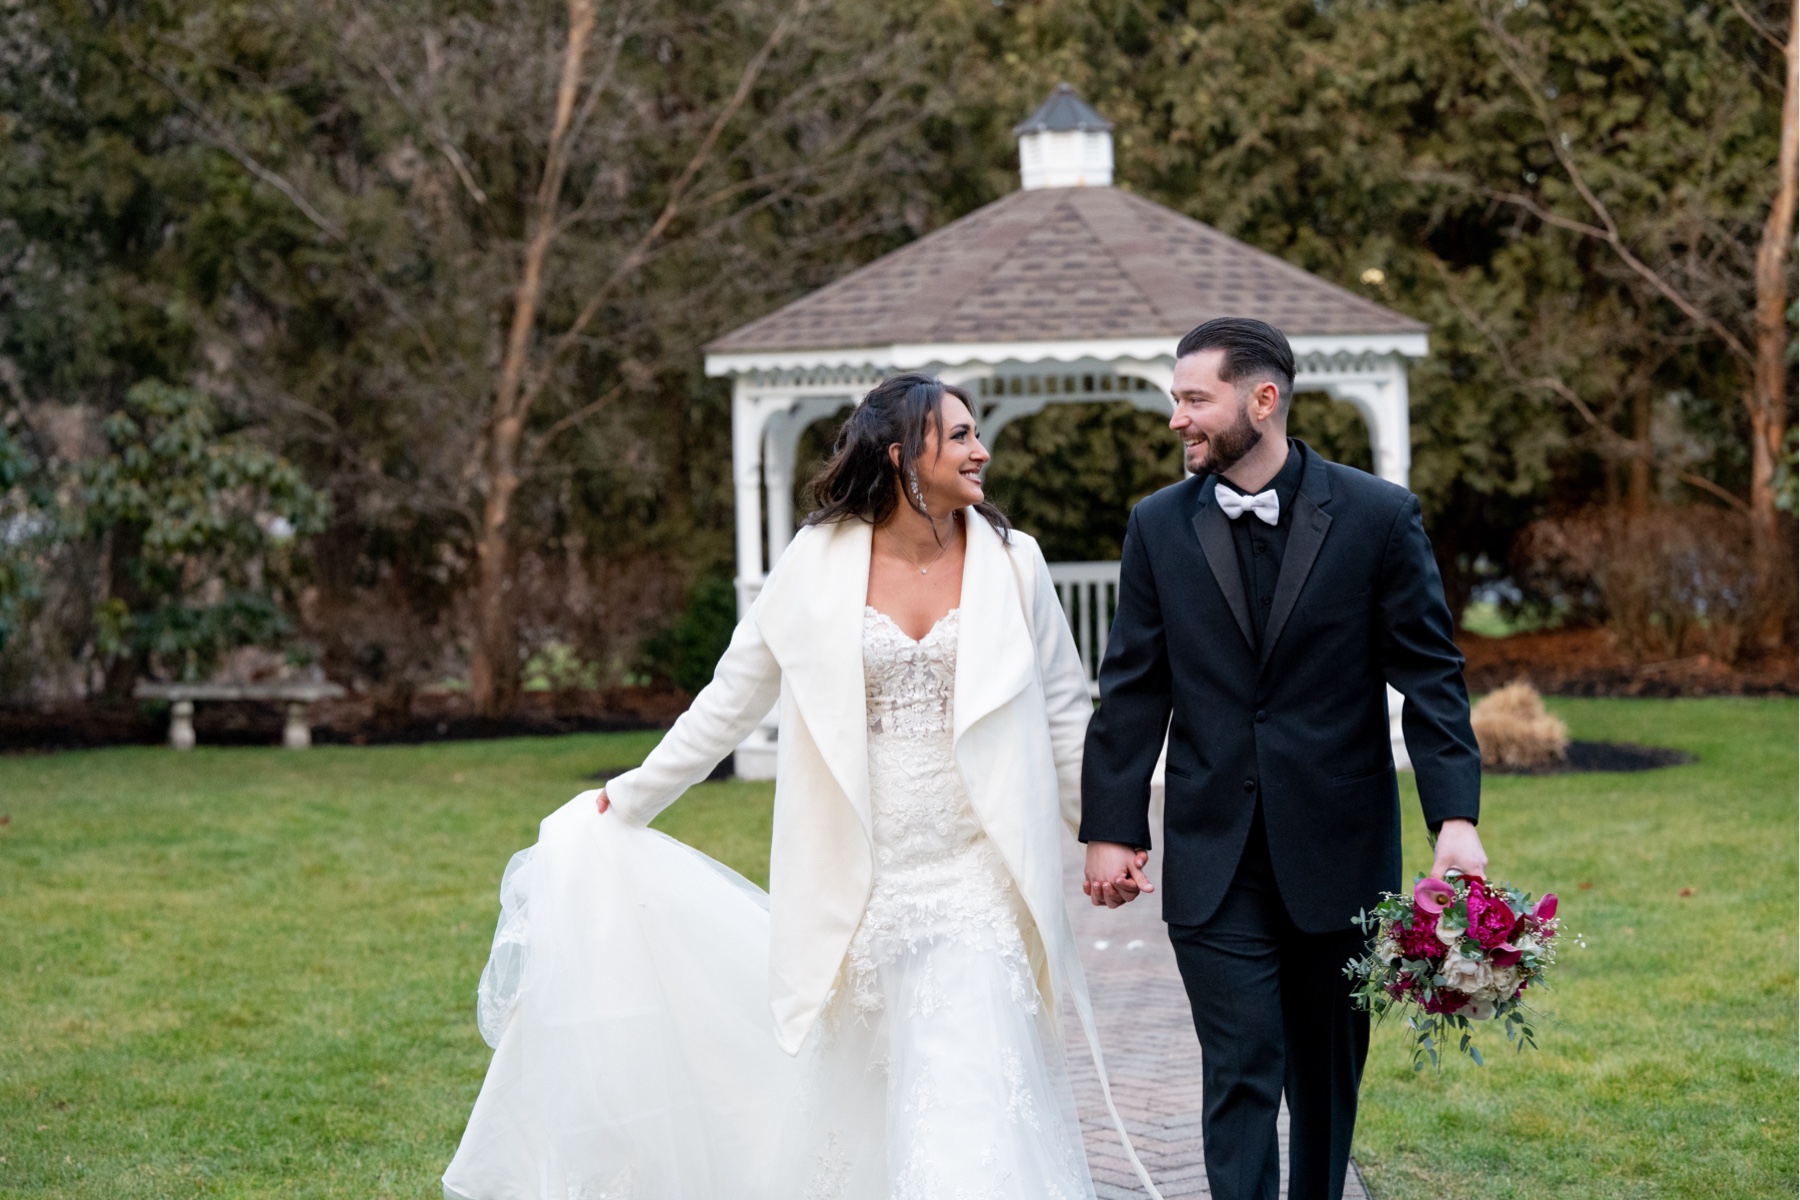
left=1215, top=483, right=1280, bottom=525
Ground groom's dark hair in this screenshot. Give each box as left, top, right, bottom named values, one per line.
left=1176, top=318, right=1297, bottom=417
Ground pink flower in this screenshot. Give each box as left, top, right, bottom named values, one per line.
left=1465, top=880, right=1521, bottom=950
left=1489, top=945, right=1524, bottom=968
left=1534, top=893, right=1558, bottom=921
left=1422, top=990, right=1468, bottom=1015
left=1414, top=877, right=1456, bottom=914
left=1396, top=908, right=1448, bottom=960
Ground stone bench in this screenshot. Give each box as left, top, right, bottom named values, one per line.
left=133, top=681, right=348, bottom=750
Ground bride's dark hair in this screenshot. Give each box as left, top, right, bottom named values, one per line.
left=803, top=372, right=1010, bottom=540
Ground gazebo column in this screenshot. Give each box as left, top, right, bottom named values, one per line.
left=729, top=384, right=788, bottom=780
left=764, top=417, right=795, bottom=566
left=731, top=382, right=773, bottom=616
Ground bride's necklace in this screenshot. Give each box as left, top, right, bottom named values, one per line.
left=888, top=513, right=961, bottom=575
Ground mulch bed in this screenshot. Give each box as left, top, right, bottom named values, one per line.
left=1461, top=628, right=1796, bottom=698
left=1485, top=739, right=1698, bottom=776
left=4, top=626, right=1791, bottom=753
left=0, top=685, right=691, bottom=754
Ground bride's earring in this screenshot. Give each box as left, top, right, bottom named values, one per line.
left=909, top=469, right=928, bottom=515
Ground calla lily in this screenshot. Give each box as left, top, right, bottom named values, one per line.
left=1534, top=893, right=1558, bottom=921
left=1489, top=945, right=1524, bottom=967
left=1414, top=877, right=1456, bottom=914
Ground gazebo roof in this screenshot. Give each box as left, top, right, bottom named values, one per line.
left=1013, top=81, right=1113, bottom=135
left=706, top=184, right=1426, bottom=357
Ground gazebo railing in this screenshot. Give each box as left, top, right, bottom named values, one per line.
left=1047, top=560, right=1121, bottom=697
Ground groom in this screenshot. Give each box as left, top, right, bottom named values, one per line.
left=1079, top=318, right=1485, bottom=1200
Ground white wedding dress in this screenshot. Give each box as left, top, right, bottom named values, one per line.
left=442, top=606, right=1101, bottom=1200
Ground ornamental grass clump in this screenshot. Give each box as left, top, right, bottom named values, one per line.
left=1470, top=680, right=1569, bottom=770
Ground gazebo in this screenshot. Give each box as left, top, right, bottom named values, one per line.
left=706, top=85, right=1428, bottom=778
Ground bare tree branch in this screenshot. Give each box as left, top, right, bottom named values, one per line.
left=1678, top=470, right=1754, bottom=511
left=124, top=44, right=442, bottom=362
left=129, top=48, right=345, bottom=240
left=529, top=0, right=814, bottom=395
left=1728, top=0, right=1789, bottom=52
left=521, top=381, right=625, bottom=470
left=361, top=46, right=490, bottom=207
left=1466, top=0, right=1758, bottom=368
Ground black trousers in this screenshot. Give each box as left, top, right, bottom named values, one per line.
left=1167, top=807, right=1371, bottom=1200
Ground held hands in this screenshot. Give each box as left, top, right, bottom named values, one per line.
left=1429, top=818, right=1488, bottom=880
left=1084, top=841, right=1154, bottom=908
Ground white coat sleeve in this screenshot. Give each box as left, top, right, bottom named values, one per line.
left=603, top=596, right=782, bottom=828
left=1023, top=538, right=1093, bottom=840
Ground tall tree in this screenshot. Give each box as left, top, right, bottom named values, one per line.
left=1449, top=0, right=1796, bottom=622
left=123, top=0, right=963, bottom=715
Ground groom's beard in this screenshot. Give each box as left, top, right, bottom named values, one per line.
left=1185, top=399, right=1263, bottom=476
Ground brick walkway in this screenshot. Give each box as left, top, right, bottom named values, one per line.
left=1060, top=838, right=1371, bottom=1200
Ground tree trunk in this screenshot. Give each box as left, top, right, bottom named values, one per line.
left=468, top=0, right=597, bottom=719
left=471, top=414, right=524, bottom=718
left=99, top=521, right=149, bottom=704
left=1628, top=387, right=1652, bottom=512
left=1749, top=0, right=1799, bottom=645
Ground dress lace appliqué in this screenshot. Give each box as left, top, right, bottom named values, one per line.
left=770, top=607, right=1093, bottom=1199
left=846, top=609, right=1035, bottom=1018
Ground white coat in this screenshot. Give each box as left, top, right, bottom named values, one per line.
left=605, top=511, right=1161, bottom=1197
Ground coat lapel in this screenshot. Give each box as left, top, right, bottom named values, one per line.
left=1260, top=447, right=1334, bottom=669
left=754, top=520, right=871, bottom=833
left=953, top=513, right=1037, bottom=743
left=1190, top=478, right=1257, bottom=653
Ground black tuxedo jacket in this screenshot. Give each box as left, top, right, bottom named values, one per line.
left=1079, top=443, right=1482, bottom=933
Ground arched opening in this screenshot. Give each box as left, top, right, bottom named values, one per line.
left=982, top=402, right=1184, bottom=561
left=1288, top=392, right=1374, bottom=475
left=791, top=405, right=856, bottom=524
left=783, top=392, right=1378, bottom=548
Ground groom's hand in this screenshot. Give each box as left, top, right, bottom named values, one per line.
left=1084, top=842, right=1153, bottom=908
left=1429, top=818, right=1488, bottom=880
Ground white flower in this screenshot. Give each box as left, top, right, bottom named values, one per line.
left=1440, top=953, right=1491, bottom=995
left=1460, top=997, right=1497, bottom=1020
left=1486, top=965, right=1524, bottom=999
left=1435, top=917, right=1466, bottom=947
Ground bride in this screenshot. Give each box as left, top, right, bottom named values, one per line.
left=443, top=374, right=1161, bottom=1200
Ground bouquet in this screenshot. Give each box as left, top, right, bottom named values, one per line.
left=1345, top=870, right=1565, bottom=1068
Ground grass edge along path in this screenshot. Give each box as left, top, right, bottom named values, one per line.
left=0, top=697, right=1792, bottom=1199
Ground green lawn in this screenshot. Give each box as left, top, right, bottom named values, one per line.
left=0, top=698, right=1792, bottom=1198
left=1361, top=698, right=1798, bottom=1200
left=0, top=732, right=773, bottom=1198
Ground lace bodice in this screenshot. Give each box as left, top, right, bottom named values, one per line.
left=783, top=609, right=1087, bottom=1200
left=860, top=607, right=982, bottom=870
left=844, top=606, right=1032, bottom=1022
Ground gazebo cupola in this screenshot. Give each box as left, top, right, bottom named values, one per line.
left=704, top=85, right=1430, bottom=777
left=1015, top=82, right=1114, bottom=190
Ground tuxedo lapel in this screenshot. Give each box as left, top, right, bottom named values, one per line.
left=754, top=520, right=871, bottom=834
left=1191, top=479, right=1256, bottom=653
left=953, top=513, right=1037, bottom=743
left=1260, top=448, right=1334, bottom=669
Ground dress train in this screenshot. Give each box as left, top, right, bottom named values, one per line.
left=442, top=794, right=795, bottom=1200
